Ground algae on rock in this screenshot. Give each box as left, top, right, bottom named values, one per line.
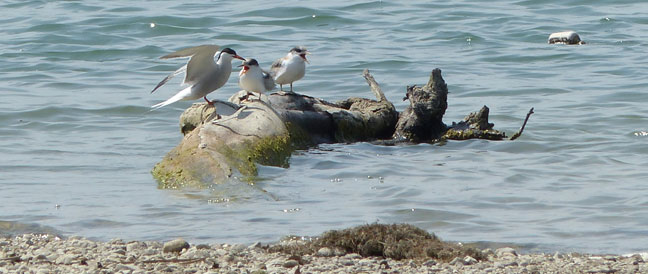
left=266, top=223, right=486, bottom=262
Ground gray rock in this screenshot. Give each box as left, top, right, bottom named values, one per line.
left=266, top=258, right=284, bottom=267
left=113, top=248, right=127, bottom=255
left=496, top=247, right=518, bottom=258
left=344, top=253, right=362, bottom=259
left=196, top=244, right=211, bottom=250
left=230, top=244, right=246, bottom=254
left=317, top=247, right=333, bottom=257
left=481, top=248, right=494, bottom=256
left=283, top=259, right=299, bottom=268
left=163, top=238, right=190, bottom=253
left=463, top=256, right=478, bottom=265
left=115, top=264, right=134, bottom=272
left=126, top=242, right=143, bottom=252
left=630, top=254, right=644, bottom=264
left=494, top=260, right=518, bottom=268
left=46, top=253, right=59, bottom=261
left=526, top=265, right=540, bottom=273
left=587, top=266, right=618, bottom=274
left=248, top=242, right=262, bottom=249
left=182, top=249, right=209, bottom=259
left=423, top=259, right=437, bottom=267
left=449, top=257, right=463, bottom=265
left=141, top=248, right=157, bottom=256
left=55, top=254, right=77, bottom=265
left=19, top=254, right=33, bottom=262
left=108, top=238, right=124, bottom=245
left=334, top=248, right=346, bottom=256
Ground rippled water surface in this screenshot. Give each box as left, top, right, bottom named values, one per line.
left=1, top=0, right=648, bottom=254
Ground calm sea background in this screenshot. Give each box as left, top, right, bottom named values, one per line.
left=1, top=0, right=647, bottom=254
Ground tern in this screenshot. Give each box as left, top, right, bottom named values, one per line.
left=150, top=45, right=244, bottom=110
left=270, top=46, right=309, bottom=92
left=238, top=58, right=275, bottom=96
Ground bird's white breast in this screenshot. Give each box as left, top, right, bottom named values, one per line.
left=239, top=68, right=267, bottom=93
left=274, top=56, right=305, bottom=85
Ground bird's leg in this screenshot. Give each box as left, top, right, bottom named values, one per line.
left=290, top=83, right=293, bottom=93
left=204, top=96, right=215, bottom=106
left=279, top=84, right=284, bottom=91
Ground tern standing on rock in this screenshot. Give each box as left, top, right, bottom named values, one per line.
left=150, top=45, right=245, bottom=110
left=238, top=58, right=275, bottom=96
left=270, top=46, right=309, bottom=92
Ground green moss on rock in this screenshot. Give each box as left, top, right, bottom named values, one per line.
left=151, top=131, right=225, bottom=189
left=214, top=133, right=293, bottom=179
left=443, top=128, right=506, bottom=140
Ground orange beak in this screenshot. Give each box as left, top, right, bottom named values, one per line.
left=300, top=53, right=310, bottom=64
left=239, top=65, right=249, bottom=75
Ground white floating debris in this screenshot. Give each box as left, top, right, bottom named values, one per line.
left=548, top=31, right=585, bottom=45
left=150, top=23, right=156, bottom=28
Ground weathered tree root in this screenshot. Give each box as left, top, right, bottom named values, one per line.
left=510, top=107, right=535, bottom=141
left=393, top=68, right=448, bottom=142
left=152, top=68, right=533, bottom=187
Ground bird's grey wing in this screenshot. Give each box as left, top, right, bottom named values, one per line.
left=262, top=69, right=276, bottom=91
left=184, top=45, right=221, bottom=85
left=150, top=65, right=187, bottom=94
left=160, top=44, right=219, bottom=59
left=269, top=57, right=285, bottom=78
left=160, top=45, right=220, bottom=85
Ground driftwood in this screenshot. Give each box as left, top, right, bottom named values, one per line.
left=152, top=69, right=532, bottom=188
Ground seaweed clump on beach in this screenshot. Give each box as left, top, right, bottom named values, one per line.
left=267, top=223, right=485, bottom=262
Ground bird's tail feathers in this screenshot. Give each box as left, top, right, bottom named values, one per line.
left=150, top=86, right=192, bottom=110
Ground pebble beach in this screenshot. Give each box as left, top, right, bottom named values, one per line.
left=2, top=233, right=647, bottom=274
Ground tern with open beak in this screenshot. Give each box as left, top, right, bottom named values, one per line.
left=270, top=46, right=309, bottom=92
left=150, top=45, right=245, bottom=110
left=238, top=58, right=275, bottom=96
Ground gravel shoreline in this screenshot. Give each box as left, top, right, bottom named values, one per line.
left=2, top=233, right=647, bottom=274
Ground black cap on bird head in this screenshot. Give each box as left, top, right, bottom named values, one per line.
left=243, top=58, right=259, bottom=66
left=290, top=46, right=309, bottom=63
left=221, top=48, right=245, bottom=60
